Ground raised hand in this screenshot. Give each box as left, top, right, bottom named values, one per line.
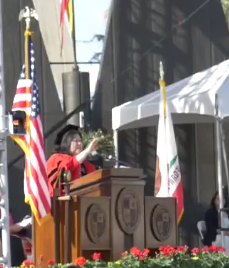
left=88, top=138, right=98, bottom=153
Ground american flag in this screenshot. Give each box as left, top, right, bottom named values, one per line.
left=11, top=34, right=51, bottom=224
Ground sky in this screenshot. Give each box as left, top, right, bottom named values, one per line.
left=74, top=0, right=111, bottom=95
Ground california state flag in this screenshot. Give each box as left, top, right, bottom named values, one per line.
left=155, top=81, right=184, bottom=223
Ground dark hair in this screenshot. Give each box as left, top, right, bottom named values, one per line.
left=211, top=191, right=219, bottom=209
left=54, top=130, right=82, bottom=155
left=223, top=186, right=229, bottom=208
left=210, top=191, right=228, bottom=209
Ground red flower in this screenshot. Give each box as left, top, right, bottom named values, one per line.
left=159, top=246, right=166, bottom=252
left=129, top=247, right=149, bottom=261
left=201, top=245, right=225, bottom=253
left=159, top=245, right=176, bottom=257
left=143, top=248, right=150, bottom=256
left=75, top=256, right=86, bottom=266
left=177, top=246, right=188, bottom=253
left=210, top=245, right=219, bottom=252
left=209, top=245, right=226, bottom=252
left=47, top=259, right=56, bottom=265
left=201, top=246, right=225, bottom=252
left=121, top=252, right=126, bottom=257
left=39, top=254, right=44, bottom=260
left=130, top=247, right=142, bottom=257
left=92, top=252, right=101, bottom=260
left=201, top=246, right=209, bottom=252
left=192, top=247, right=199, bottom=255
left=168, top=246, right=176, bottom=253
left=218, top=247, right=226, bottom=252
left=162, top=251, right=171, bottom=257
left=22, top=260, right=33, bottom=267
left=139, top=255, right=145, bottom=261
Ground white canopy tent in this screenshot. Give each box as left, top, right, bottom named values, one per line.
left=112, top=59, right=229, bottom=131
left=112, top=59, right=229, bottom=248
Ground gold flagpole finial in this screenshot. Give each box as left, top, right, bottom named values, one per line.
left=18, top=6, right=38, bottom=31
left=159, top=61, right=167, bottom=118
left=159, top=61, right=164, bottom=81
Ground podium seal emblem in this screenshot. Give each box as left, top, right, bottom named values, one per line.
left=116, top=188, right=141, bottom=234
left=151, top=204, right=171, bottom=241
left=86, top=204, right=106, bottom=243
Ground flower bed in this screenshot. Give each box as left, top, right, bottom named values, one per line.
left=20, top=245, right=229, bottom=268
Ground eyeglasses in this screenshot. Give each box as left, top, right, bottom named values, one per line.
left=72, top=139, right=82, bottom=143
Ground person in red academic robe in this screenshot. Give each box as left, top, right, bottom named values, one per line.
left=47, top=125, right=98, bottom=197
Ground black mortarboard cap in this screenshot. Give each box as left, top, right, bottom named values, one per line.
left=54, top=124, right=80, bottom=146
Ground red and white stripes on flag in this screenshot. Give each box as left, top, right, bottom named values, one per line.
left=11, top=34, right=51, bottom=224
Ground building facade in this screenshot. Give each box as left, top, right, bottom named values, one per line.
left=4, top=0, right=75, bottom=220
left=92, top=0, right=229, bottom=247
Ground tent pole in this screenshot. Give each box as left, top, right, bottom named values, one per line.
left=220, top=122, right=229, bottom=206
left=113, top=130, right=119, bottom=168
left=215, top=93, right=225, bottom=248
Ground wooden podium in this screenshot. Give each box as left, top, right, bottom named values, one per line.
left=33, top=168, right=177, bottom=265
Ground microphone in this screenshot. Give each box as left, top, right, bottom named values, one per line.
left=105, top=155, right=132, bottom=168
left=91, top=151, right=98, bottom=156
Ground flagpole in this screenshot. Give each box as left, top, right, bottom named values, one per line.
left=18, top=7, right=38, bottom=181
left=215, top=93, right=225, bottom=248
left=159, top=62, right=169, bottom=196
left=0, top=0, right=11, bottom=266
left=113, top=130, right=119, bottom=168
left=220, top=122, right=229, bottom=205
left=159, top=62, right=167, bottom=120
left=24, top=10, right=32, bottom=129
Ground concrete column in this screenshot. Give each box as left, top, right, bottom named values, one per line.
left=62, top=69, right=81, bottom=126
left=80, top=72, right=91, bottom=131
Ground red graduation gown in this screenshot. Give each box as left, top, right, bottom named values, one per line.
left=47, top=153, right=96, bottom=197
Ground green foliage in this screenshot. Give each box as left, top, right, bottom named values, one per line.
left=81, top=129, right=114, bottom=156
left=221, top=0, right=229, bottom=26
left=19, top=245, right=229, bottom=268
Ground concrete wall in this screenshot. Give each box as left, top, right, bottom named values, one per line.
left=3, top=0, right=74, bottom=221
